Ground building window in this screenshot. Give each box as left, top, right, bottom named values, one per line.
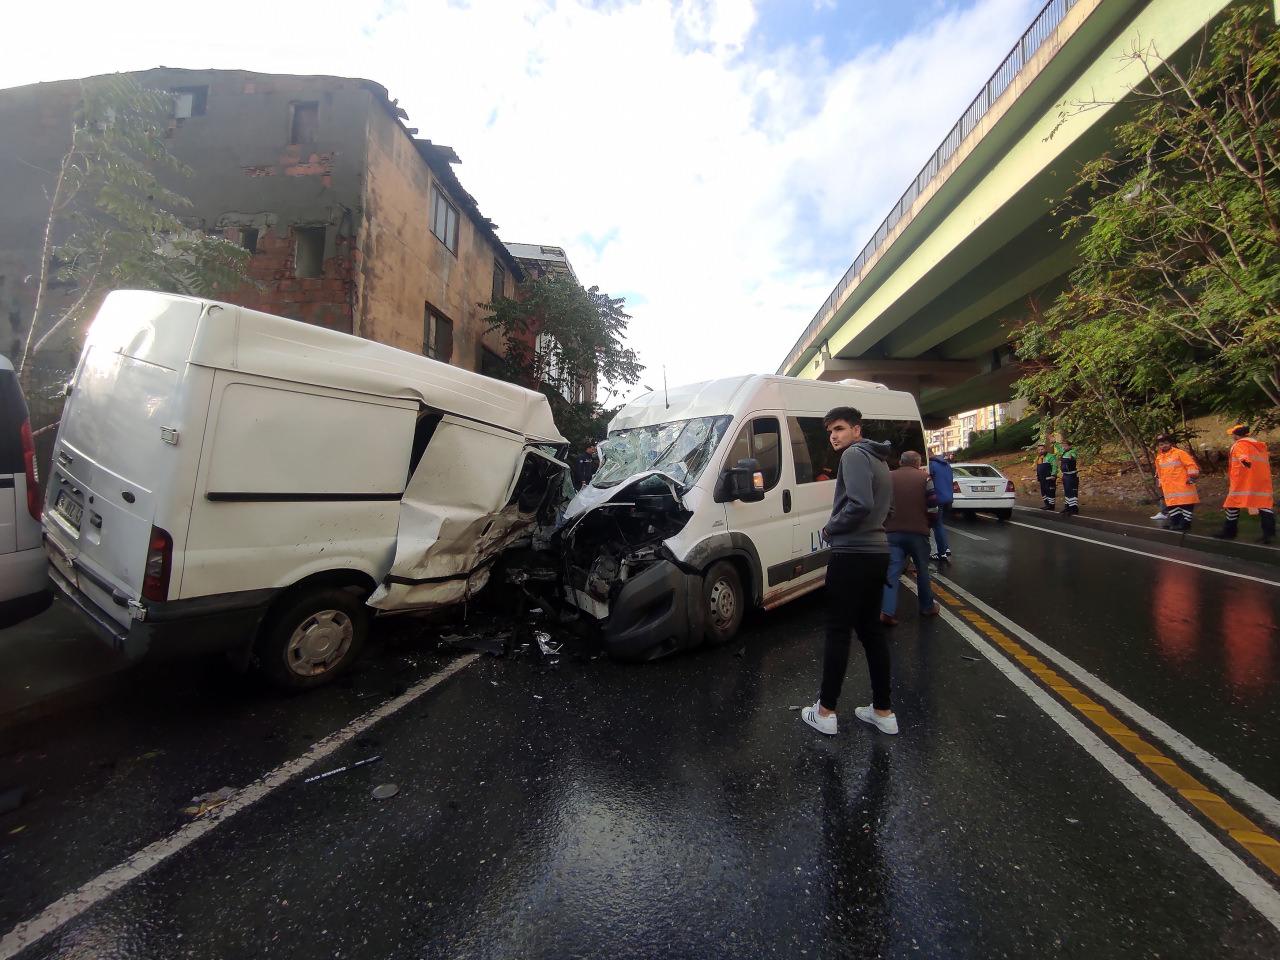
left=480, top=347, right=506, bottom=379
left=430, top=185, right=459, bottom=254
left=423, top=304, right=453, bottom=362
left=172, top=86, right=208, bottom=118
left=491, top=261, right=505, bottom=303
left=290, top=101, right=319, bottom=145
left=293, top=226, right=325, bottom=278
left=240, top=227, right=259, bottom=254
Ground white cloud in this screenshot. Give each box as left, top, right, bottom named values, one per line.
left=3, top=0, right=1042, bottom=392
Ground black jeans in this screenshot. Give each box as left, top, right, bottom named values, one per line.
left=821, top=552, right=892, bottom=712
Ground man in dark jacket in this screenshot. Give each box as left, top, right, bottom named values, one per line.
left=928, top=453, right=954, bottom=561
left=572, top=441, right=600, bottom=490
left=881, top=451, right=941, bottom=625
left=801, top=406, right=898, bottom=738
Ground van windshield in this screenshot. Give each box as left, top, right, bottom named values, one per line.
left=592, top=415, right=733, bottom=489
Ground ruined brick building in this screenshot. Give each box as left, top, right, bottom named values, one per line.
left=0, top=68, right=537, bottom=375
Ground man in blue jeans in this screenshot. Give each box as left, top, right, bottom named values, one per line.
left=881, top=450, right=941, bottom=626
left=928, top=452, right=954, bottom=562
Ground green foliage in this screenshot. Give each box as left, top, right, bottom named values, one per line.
left=1016, top=2, right=1280, bottom=484
left=952, top=414, right=1041, bottom=460
left=483, top=273, right=643, bottom=448
left=19, top=75, right=253, bottom=379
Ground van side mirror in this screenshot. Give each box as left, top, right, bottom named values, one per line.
left=715, top=457, right=766, bottom=503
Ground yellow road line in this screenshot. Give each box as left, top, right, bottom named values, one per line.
left=942, top=597, right=1280, bottom=877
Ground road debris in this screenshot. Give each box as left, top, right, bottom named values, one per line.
left=182, top=786, right=236, bottom=817
left=303, top=755, right=382, bottom=784
left=372, top=783, right=400, bottom=800
left=535, top=631, right=562, bottom=655
left=961, top=655, right=980, bottom=662
left=788, top=705, right=802, bottom=711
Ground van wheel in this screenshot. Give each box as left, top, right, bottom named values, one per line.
left=703, top=561, right=745, bottom=646
left=995, top=509, right=1013, bottom=521
left=256, top=587, right=368, bottom=690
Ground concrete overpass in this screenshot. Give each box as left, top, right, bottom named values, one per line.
left=778, top=0, right=1246, bottom=424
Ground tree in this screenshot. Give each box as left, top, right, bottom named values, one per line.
left=484, top=273, right=644, bottom=448
left=17, top=75, right=253, bottom=396
left=1016, top=2, right=1280, bottom=478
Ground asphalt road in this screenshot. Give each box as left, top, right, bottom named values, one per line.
left=1, top=515, right=1278, bottom=959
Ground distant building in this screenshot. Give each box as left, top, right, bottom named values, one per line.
left=927, top=402, right=1018, bottom=456
left=504, top=242, right=577, bottom=282
left=0, top=68, right=525, bottom=374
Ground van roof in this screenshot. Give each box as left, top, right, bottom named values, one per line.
left=609, top=374, right=921, bottom=432
left=88, top=291, right=565, bottom=444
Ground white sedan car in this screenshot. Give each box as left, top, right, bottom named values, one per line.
left=948, top=462, right=1015, bottom=520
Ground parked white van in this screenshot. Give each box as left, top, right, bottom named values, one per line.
left=1, top=354, right=49, bottom=619
left=560, top=375, right=925, bottom=659
left=43, top=290, right=567, bottom=687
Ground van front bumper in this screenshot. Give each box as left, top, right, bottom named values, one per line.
left=49, top=565, right=276, bottom=661
left=601, top=560, right=705, bottom=661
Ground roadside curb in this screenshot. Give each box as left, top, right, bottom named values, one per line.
left=1011, top=506, right=1279, bottom=568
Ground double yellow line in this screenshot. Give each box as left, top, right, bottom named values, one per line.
left=931, top=583, right=1280, bottom=879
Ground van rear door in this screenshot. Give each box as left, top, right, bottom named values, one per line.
left=44, top=292, right=207, bottom=626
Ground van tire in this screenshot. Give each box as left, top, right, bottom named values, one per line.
left=703, top=561, right=745, bottom=646
left=255, top=587, right=369, bottom=690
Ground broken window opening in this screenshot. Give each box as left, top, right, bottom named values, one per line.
left=172, top=86, right=208, bottom=119
left=290, top=101, right=319, bottom=145
left=592, top=416, right=733, bottom=491
left=293, top=226, right=325, bottom=278
left=423, top=304, right=453, bottom=362
left=406, top=410, right=444, bottom=484
left=430, top=185, right=459, bottom=254
left=240, top=227, right=259, bottom=254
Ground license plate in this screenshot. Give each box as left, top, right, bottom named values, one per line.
left=973, top=485, right=996, bottom=493
left=55, top=490, right=84, bottom=530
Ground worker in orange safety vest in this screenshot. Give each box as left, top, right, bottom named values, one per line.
left=1153, top=435, right=1200, bottom=531
left=1213, top=424, right=1274, bottom=544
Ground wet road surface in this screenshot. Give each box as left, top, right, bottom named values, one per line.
left=1, top=516, right=1279, bottom=958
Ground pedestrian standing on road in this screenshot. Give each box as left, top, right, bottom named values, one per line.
left=1214, top=425, right=1275, bottom=544
left=1153, top=435, right=1200, bottom=531
left=928, top=452, right=954, bottom=562
left=801, top=406, right=898, bottom=738
left=572, top=441, right=600, bottom=490
left=1057, top=439, right=1080, bottom=515
left=1035, top=444, right=1058, bottom=510
left=880, top=451, right=941, bottom=627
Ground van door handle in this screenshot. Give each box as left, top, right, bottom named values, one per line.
left=783, top=489, right=792, bottom=513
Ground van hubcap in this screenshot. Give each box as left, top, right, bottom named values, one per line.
left=708, top=579, right=736, bottom=631
left=287, top=610, right=353, bottom=676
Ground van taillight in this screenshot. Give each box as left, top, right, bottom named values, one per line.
left=20, top=419, right=40, bottom=521
left=142, top=526, right=173, bottom=602
left=952, top=481, right=961, bottom=494
left=1005, top=480, right=1015, bottom=493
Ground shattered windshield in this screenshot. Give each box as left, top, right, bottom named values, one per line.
left=591, top=415, right=733, bottom=489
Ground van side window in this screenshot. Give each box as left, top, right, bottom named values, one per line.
left=861, top=419, right=926, bottom=470
left=727, top=417, right=782, bottom=492
left=787, top=416, right=837, bottom=484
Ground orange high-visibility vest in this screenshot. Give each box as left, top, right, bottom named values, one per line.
left=1154, top=447, right=1200, bottom=506
left=1224, top=437, right=1273, bottom=509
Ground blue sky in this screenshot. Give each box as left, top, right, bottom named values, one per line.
left=4, top=0, right=1044, bottom=392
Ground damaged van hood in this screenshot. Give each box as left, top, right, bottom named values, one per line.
left=562, top=471, right=686, bottom=525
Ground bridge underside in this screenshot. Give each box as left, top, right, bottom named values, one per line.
left=789, top=0, right=1237, bottom=421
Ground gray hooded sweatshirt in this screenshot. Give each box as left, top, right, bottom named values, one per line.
left=825, top=438, right=893, bottom=554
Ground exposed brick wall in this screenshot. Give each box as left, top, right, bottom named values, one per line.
left=220, top=227, right=357, bottom=334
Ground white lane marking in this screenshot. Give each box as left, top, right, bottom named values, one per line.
left=1006, top=520, right=1280, bottom=587
left=933, top=573, right=1280, bottom=831
left=912, top=581, right=1280, bottom=931
left=943, top=524, right=988, bottom=542
left=0, top=654, right=479, bottom=960
left=1013, top=507, right=1280, bottom=554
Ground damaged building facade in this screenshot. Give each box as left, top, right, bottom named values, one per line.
left=0, top=68, right=527, bottom=374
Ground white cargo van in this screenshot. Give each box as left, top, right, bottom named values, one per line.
left=1, top=354, right=49, bottom=617
left=43, top=290, right=567, bottom=687
left=561, top=375, right=925, bottom=659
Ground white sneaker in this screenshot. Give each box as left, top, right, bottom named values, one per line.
left=1151, top=511, right=1168, bottom=520
left=854, top=705, right=899, bottom=735
left=801, top=702, right=837, bottom=736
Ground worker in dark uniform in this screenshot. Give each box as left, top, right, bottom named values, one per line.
left=1035, top=444, right=1058, bottom=510
left=1057, top=439, right=1080, bottom=515
left=572, top=441, right=600, bottom=490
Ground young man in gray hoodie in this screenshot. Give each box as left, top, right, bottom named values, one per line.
left=801, top=406, right=898, bottom=737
